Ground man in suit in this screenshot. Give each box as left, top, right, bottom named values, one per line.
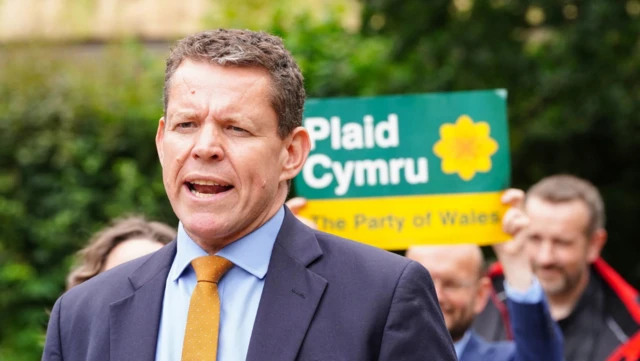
left=42, top=29, right=456, bottom=361
left=406, top=190, right=564, bottom=361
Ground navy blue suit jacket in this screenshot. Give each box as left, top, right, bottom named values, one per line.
left=459, top=298, right=564, bottom=361
left=43, top=207, right=456, bottom=361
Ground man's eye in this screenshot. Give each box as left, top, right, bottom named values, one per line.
left=228, top=125, right=247, bottom=133
left=441, top=281, right=456, bottom=289
left=527, top=234, right=542, bottom=243
left=177, top=122, right=195, bottom=129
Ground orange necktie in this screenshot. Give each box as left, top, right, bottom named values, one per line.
left=182, top=255, right=234, bottom=361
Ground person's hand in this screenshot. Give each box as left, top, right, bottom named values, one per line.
left=492, top=188, right=533, bottom=291
left=501, top=188, right=529, bottom=239
left=493, top=188, right=529, bottom=259
left=285, top=197, right=318, bottom=229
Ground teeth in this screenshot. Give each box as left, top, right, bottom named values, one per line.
left=190, top=180, right=228, bottom=186
left=190, top=188, right=217, bottom=198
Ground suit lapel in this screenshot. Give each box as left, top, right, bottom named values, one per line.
left=246, top=207, right=327, bottom=361
left=109, top=241, right=177, bottom=361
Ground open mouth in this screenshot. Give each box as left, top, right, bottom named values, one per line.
left=186, top=180, right=234, bottom=198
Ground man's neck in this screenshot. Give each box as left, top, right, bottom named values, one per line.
left=191, top=187, right=289, bottom=254
left=547, top=268, right=590, bottom=321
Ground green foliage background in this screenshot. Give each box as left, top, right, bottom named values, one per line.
left=1, top=1, right=639, bottom=359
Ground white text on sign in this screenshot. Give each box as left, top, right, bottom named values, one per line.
left=302, top=114, right=429, bottom=196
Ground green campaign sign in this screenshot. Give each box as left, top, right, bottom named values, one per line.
left=294, top=90, right=511, bottom=249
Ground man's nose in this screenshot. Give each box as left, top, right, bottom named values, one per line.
left=535, top=240, right=555, bottom=265
left=192, top=124, right=225, bottom=160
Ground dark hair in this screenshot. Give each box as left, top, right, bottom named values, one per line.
left=66, top=216, right=176, bottom=289
left=163, top=29, right=305, bottom=138
left=527, top=174, right=605, bottom=236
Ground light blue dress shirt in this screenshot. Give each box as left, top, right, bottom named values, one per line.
left=454, top=277, right=544, bottom=358
left=454, top=329, right=472, bottom=358
left=155, top=207, right=284, bottom=361
left=503, top=276, right=544, bottom=304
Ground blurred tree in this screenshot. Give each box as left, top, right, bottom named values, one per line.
left=0, top=42, right=175, bottom=360
left=359, top=0, right=640, bottom=283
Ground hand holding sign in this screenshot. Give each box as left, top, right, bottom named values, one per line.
left=285, top=197, right=318, bottom=229
left=493, top=188, right=533, bottom=291
left=501, top=189, right=529, bottom=238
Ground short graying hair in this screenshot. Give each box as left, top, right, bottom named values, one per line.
left=163, top=29, right=305, bottom=138
left=527, top=174, right=606, bottom=236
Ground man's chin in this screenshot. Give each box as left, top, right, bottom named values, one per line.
left=448, top=326, right=468, bottom=342
left=181, top=215, right=238, bottom=246
left=539, top=279, right=567, bottom=296
left=446, top=317, right=474, bottom=342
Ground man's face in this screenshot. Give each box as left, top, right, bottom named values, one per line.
left=103, top=238, right=164, bottom=271
left=156, top=59, right=302, bottom=250
left=523, top=197, right=599, bottom=296
left=408, top=246, right=489, bottom=342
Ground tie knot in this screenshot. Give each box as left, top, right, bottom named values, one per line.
left=191, top=255, right=233, bottom=283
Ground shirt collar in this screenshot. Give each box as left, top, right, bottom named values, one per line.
left=453, top=330, right=472, bottom=359
left=169, top=206, right=285, bottom=282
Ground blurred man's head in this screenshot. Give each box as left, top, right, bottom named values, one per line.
left=406, top=245, right=491, bottom=341
left=523, top=175, right=607, bottom=297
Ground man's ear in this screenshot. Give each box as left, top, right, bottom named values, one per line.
left=280, top=126, right=311, bottom=182
left=587, top=228, right=607, bottom=263
left=474, top=276, right=492, bottom=315
left=156, top=117, right=166, bottom=168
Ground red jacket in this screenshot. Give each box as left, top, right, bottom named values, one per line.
left=484, top=258, right=640, bottom=361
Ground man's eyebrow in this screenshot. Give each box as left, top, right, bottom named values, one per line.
left=221, top=113, right=253, bottom=124
left=169, top=110, right=199, bottom=120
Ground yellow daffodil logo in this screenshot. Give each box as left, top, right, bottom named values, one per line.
left=433, top=115, right=499, bottom=181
